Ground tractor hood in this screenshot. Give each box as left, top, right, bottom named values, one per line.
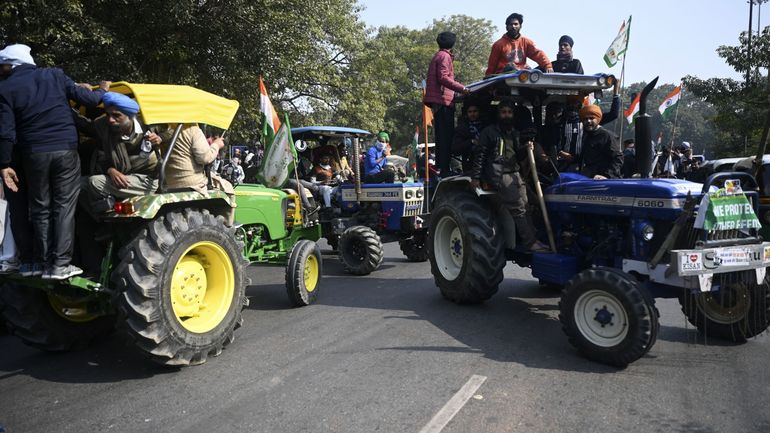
left=545, top=173, right=704, bottom=219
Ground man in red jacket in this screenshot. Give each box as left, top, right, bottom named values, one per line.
left=424, top=31, right=468, bottom=176
left=486, top=13, right=553, bottom=76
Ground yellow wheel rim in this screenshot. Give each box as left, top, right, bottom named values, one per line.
left=170, top=241, right=235, bottom=334
left=48, top=293, right=98, bottom=323
left=304, top=254, right=319, bottom=293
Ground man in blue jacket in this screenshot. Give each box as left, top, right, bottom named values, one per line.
left=0, top=44, right=108, bottom=280
left=364, top=132, right=395, bottom=184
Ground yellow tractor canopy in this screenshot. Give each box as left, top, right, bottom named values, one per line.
left=107, top=82, right=240, bottom=130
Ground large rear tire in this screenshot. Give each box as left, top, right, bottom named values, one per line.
left=286, top=240, right=322, bottom=307
left=0, top=283, right=115, bottom=351
left=113, top=208, right=247, bottom=366
left=560, top=268, right=658, bottom=367
left=679, top=272, right=770, bottom=341
left=338, top=225, right=384, bottom=275
left=427, top=191, right=505, bottom=304
left=399, top=231, right=428, bottom=262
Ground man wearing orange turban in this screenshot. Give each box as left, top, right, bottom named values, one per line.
left=578, top=104, right=622, bottom=180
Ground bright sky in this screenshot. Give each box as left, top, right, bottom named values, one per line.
left=359, top=0, right=759, bottom=85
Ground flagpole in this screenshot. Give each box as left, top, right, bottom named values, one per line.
left=424, top=121, right=430, bottom=213
left=617, top=56, right=627, bottom=144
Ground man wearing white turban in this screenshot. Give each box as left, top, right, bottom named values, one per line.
left=0, top=44, right=109, bottom=279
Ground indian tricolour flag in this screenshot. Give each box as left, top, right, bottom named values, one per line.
left=658, top=85, right=682, bottom=119
left=624, top=93, right=641, bottom=125
left=604, top=16, right=632, bottom=68
left=260, top=77, right=282, bottom=145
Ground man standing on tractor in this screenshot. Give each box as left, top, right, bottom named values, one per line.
left=486, top=13, right=553, bottom=76
left=0, top=44, right=108, bottom=279
left=424, top=31, right=469, bottom=177
left=577, top=104, right=623, bottom=180
left=470, top=100, right=549, bottom=252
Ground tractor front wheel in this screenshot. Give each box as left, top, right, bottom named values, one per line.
left=286, top=240, right=322, bottom=307
left=399, top=231, right=428, bottom=262
left=560, top=268, right=658, bottom=367
left=113, top=208, right=247, bottom=366
left=338, top=226, right=384, bottom=275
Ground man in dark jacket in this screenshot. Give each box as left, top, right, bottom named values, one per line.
left=470, top=100, right=549, bottom=252
left=621, top=139, right=636, bottom=178
left=551, top=35, right=584, bottom=74
left=424, top=31, right=469, bottom=176
left=0, top=44, right=107, bottom=279
left=578, top=104, right=623, bottom=179
left=451, top=103, right=484, bottom=172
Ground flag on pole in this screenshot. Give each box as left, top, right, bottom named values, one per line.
left=259, top=77, right=282, bottom=146
left=259, top=114, right=297, bottom=188
left=624, top=93, right=641, bottom=125
left=658, top=85, right=682, bottom=119
left=604, top=16, right=632, bottom=67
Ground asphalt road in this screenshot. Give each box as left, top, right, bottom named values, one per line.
left=2, top=242, right=770, bottom=433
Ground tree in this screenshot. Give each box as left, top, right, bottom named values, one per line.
left=0, top=0, right=371, bottom=143
left=683, top=26, right=770, bottom=157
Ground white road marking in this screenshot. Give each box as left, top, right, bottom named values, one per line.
left=418, top=374, right=487, bottom=433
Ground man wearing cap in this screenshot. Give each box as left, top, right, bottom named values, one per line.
left=364, top=131, right=395, bottom=184
left=470, top=100, right=550, bottom=252
left=577, top=104, right=623, bottom=180
left=678, top=141, right=699, bottom=179
left=0, top=43, right=108, bottom=279
left=486, top=13, right=553, bottom=76
left=79, top=92, right=167, bottom=205
left=424, top=31, right=469, bottom=177
left=551, top=35, right=583, bottom=74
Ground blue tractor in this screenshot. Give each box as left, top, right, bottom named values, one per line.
left=290, top=126, right=427, bottom=275
left=428, top=71, right=770, bottom=367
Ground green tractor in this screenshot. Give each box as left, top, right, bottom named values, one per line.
left=0, top=83, right=322, bottom=366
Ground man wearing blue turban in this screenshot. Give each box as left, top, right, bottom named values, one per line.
left=77, top=92, right=168, bottom=209
left=0, top=43, right=109, bottom=280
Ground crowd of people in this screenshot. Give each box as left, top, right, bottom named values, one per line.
left=0, top=44, right=236, bottom=279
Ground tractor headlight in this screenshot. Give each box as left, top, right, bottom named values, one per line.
left=529, top=70, right=542, bottom=82
left=518, top=71, right=530, bottom=82
left=405, top=190, right=414, bottom=199
left=416, top=189, right=424, bottom=198
left=641, top=224, right=655, bottom=242
left=598, top=76, right=607, bottom=86
left=634, top=221, right=655, bottom=242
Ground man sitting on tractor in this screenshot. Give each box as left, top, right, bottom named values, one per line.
left=364, top=132, right=396, bottom=184
left=577, top=104, right=623, bottom=180
left=470, top=99, right=549, bottom=252
left=78, top=92, right=169, bottom=209
left=162, top=124, right=231, bottom=192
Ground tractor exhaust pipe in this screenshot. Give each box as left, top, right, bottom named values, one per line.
left=635, top=76, right=659, bottom=179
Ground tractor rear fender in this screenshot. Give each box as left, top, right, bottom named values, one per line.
left=432, top=176, right=516, bottom=250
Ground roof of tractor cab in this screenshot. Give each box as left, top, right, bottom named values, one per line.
left=463, top=70, right=616, bottom=100
left=291, top=126, right=372, bottom=139
left=106, top=82, right=240, bottom=130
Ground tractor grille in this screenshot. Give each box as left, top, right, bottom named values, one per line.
left=403, top=199, right=423, bottom=217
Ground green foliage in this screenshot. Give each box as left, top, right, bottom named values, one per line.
left=683, top=27, right=770, bottom=158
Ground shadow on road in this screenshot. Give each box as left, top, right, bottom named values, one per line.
left=0, top=333, right=176, bottom=384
